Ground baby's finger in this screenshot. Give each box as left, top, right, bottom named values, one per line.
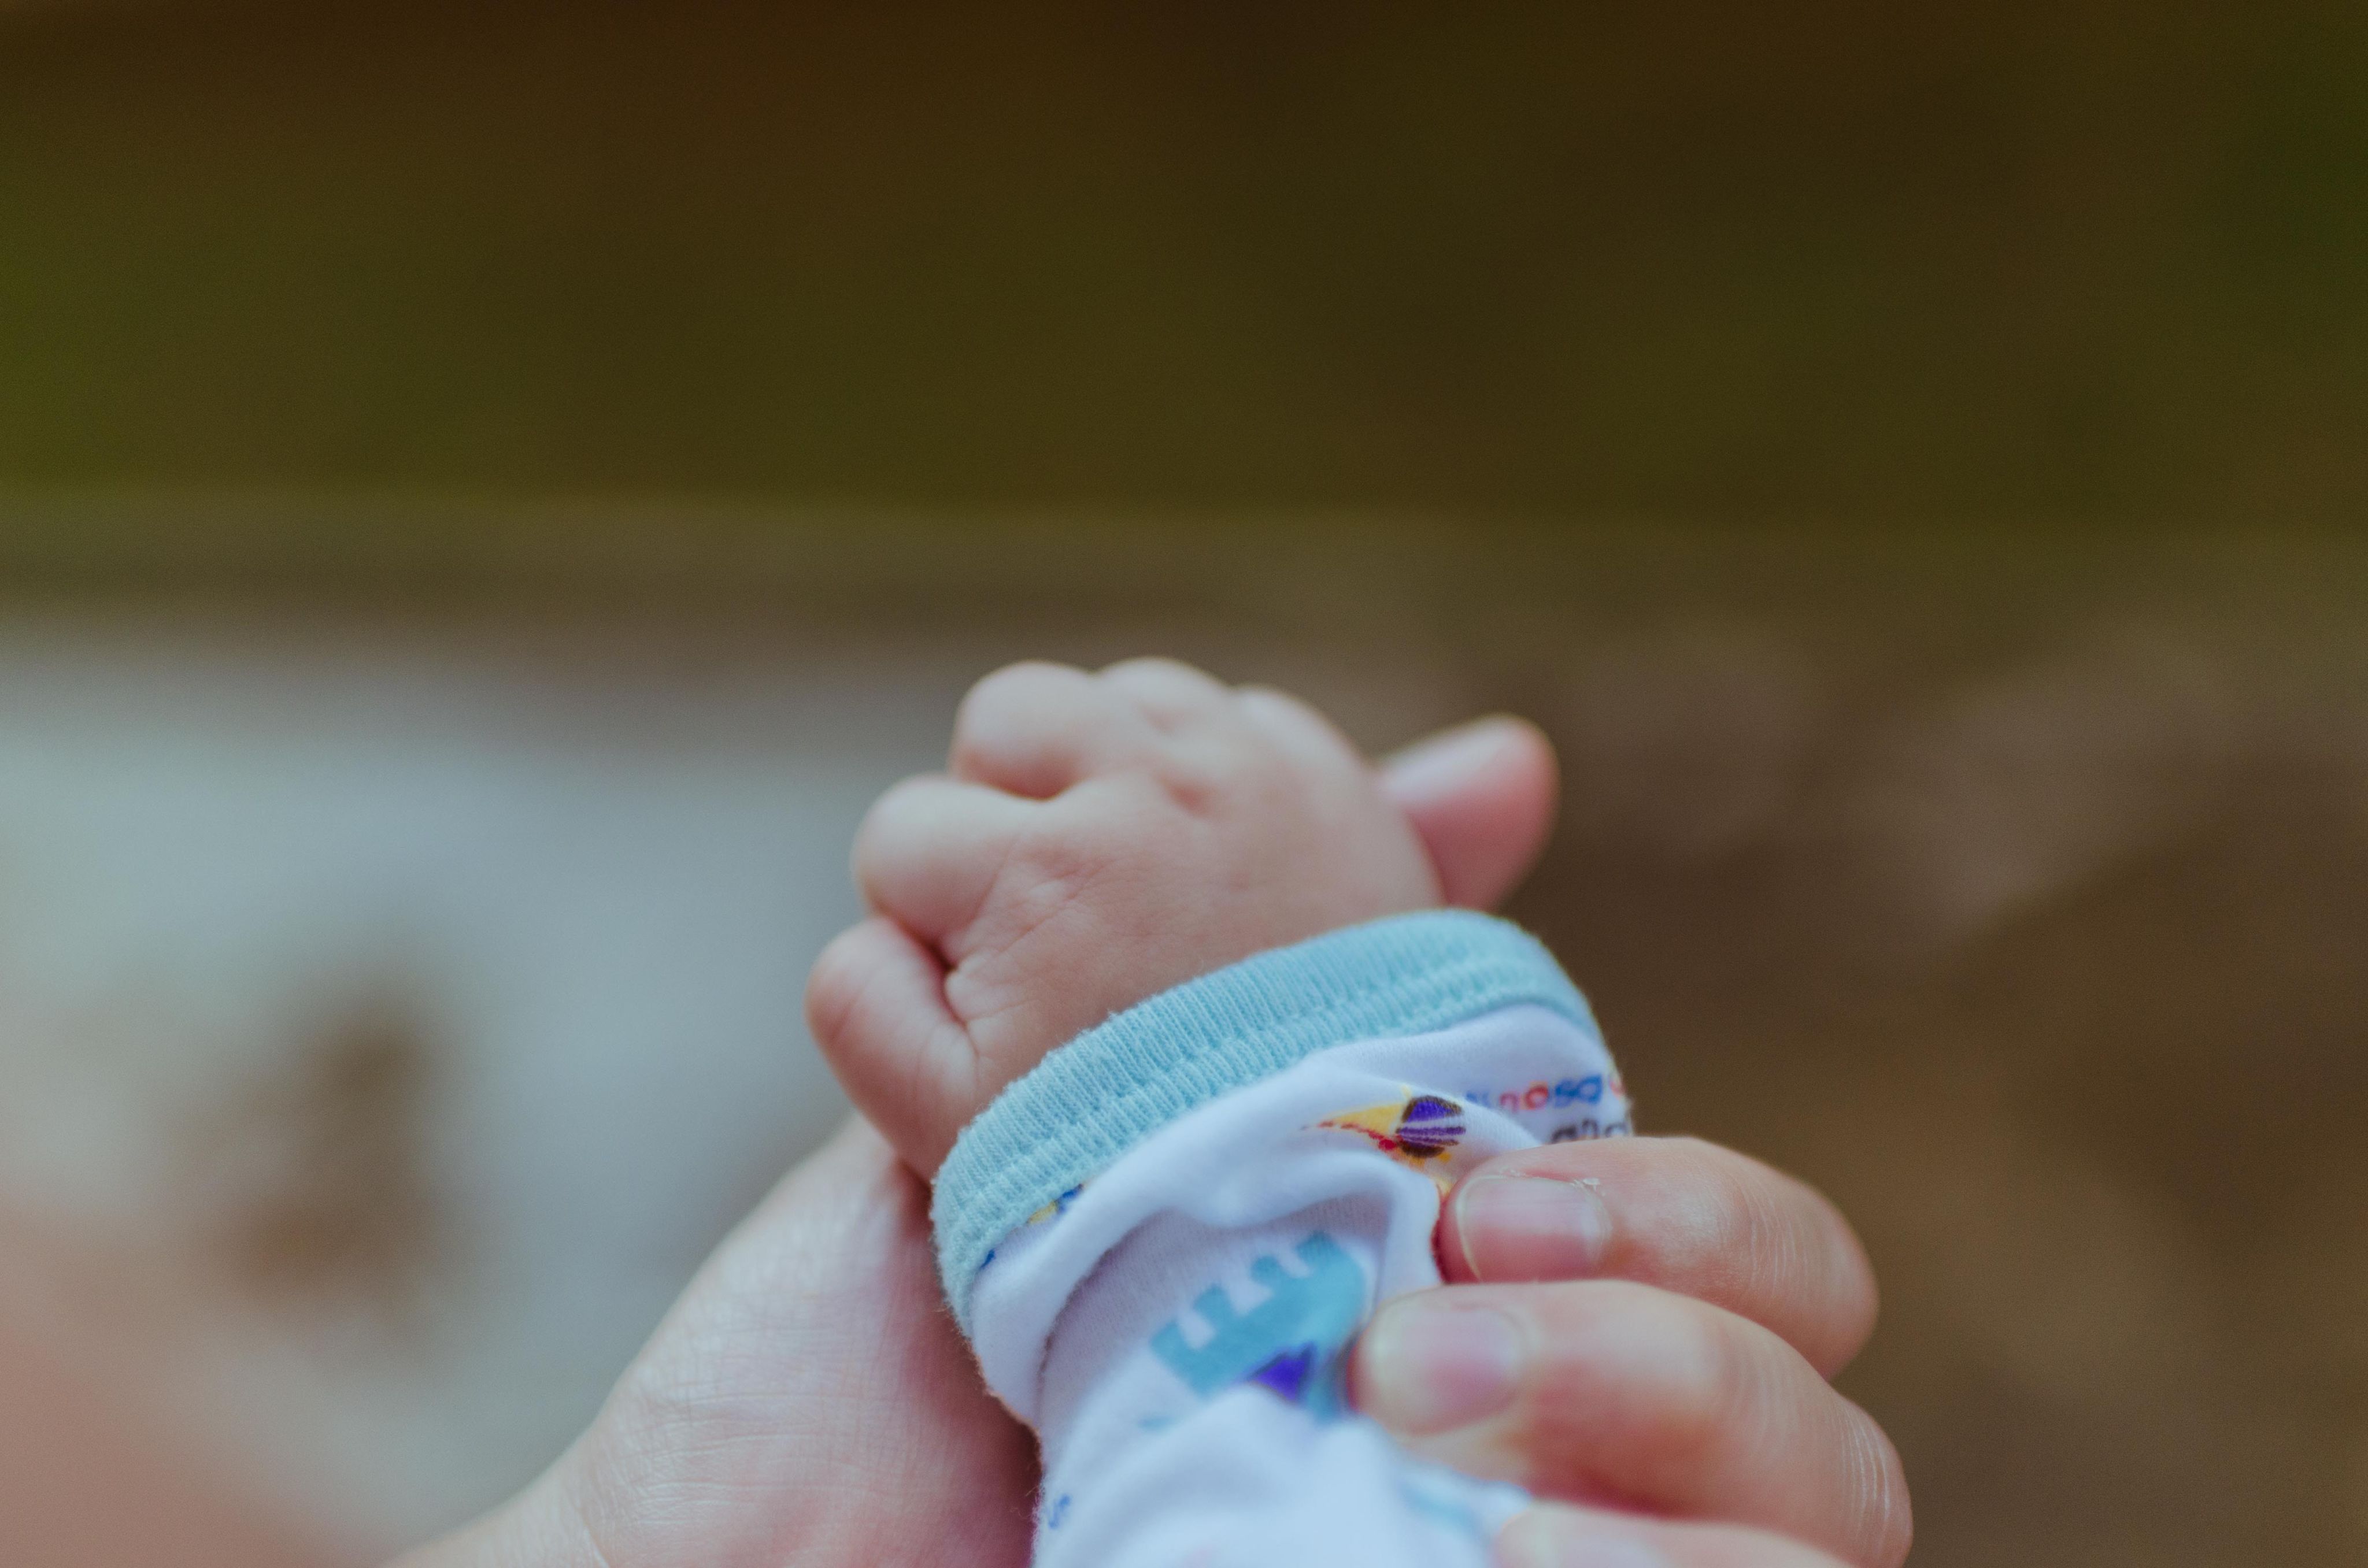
left=1498, top=1504, right=1858, bottom=1568
left=951, top=661, right=1160, bottom=797
left=1235, top=684, right=1375, bottom=780
left=805, top=917, right=982, bottom=1174
left=853, top=774, right=1039, bottom=944
left=1096, top=657, right=1237, bottom=731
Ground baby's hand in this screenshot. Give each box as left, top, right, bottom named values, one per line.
left=809, top=659, right=1522, bottom=1174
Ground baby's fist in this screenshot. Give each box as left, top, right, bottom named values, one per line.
left=807, top=659, right=1442, bottom=1174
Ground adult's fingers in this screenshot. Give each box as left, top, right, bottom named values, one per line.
left=1441, top=1135, right=1878, bottom=1377
left=1353, top=1281, right=1911, bottom=1568
left=1497, top=1503, right=1859, bottom=1568
left=1378, top=717, right=1559, bottom=909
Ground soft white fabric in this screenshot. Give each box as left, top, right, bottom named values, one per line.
left=965, top=1002, right=1632, bottom=1568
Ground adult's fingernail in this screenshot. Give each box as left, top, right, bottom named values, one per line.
left=1454, top=1172, right=1614, bottom=1282
left=1360, top=1299, right=1524, bottom=1434
left=1497, top=1511, right=1671, bottom=1568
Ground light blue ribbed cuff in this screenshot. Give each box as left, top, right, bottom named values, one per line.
left=930, top=909, right=1598, bottom=1333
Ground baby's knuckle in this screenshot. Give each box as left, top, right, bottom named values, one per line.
left=1013, top=822, right=1118, bottom=895
left=1151, top=754, right=1231, bottom=817
left=956, top=661, right=1079, bottom=732
left=1061, top=762, right=1201, bottom=827
left=802, top=933, right=868, bottom=1042
left=1100, top=655, right=1218, bottom=691
left=968, top=659, right=1075, bottom=703
left=1236, top=683, right=1328, bottom=737
left=994, top=812, right=1131, bottom=925
left=855, top=773, right=931, bottom=837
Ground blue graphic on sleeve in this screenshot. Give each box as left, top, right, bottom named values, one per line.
left=1149, top=1232, right=1367, bottom=1419
left=1398, top=1473, right=1489, bottom=1540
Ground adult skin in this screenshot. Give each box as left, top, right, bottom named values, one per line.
left=397, top=1123, right=1903, bottom=1568
left=401, top=717, right=1909, bottom=1568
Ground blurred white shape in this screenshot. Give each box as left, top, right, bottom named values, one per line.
left=0, top=620, right=964, bottom=1554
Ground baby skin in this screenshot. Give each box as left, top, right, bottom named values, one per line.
left=808, top=657, right=1618, bottom=1568
left=807, top=657, right=1557, bottom=1177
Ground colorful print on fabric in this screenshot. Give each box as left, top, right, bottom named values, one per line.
left=1459, top=1073, right=1623, bottom=1117
left=1398, top=1473, right=1490, bottom=1540
left=1028, top=1183, right=1086, bottom=1226
left=982, top=1182, right=1088, bottom=1273
left=1150, top=1232, right=1366, bottom=1419
left=1313, top=1093, right=1467, bottom=1170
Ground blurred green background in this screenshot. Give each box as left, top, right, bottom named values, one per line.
left=3, top=0, right=2367, bottom=528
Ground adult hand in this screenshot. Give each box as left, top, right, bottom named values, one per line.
left=397, top=711, right=1908, bottom=1568
left=395, top=1116, right=1038, bottom=1568
left=1355, top=1137, right=1910, bottom=1567
left=1373, top=715, right=1911, bottom=1568
left=398, top=1122, right=1903, bottom=1568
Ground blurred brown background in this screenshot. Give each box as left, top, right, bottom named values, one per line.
left=0, top=3, right=2363, bottom=1566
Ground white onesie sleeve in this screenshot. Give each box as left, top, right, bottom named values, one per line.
left=930, top=911, right=1631, bottom=1568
